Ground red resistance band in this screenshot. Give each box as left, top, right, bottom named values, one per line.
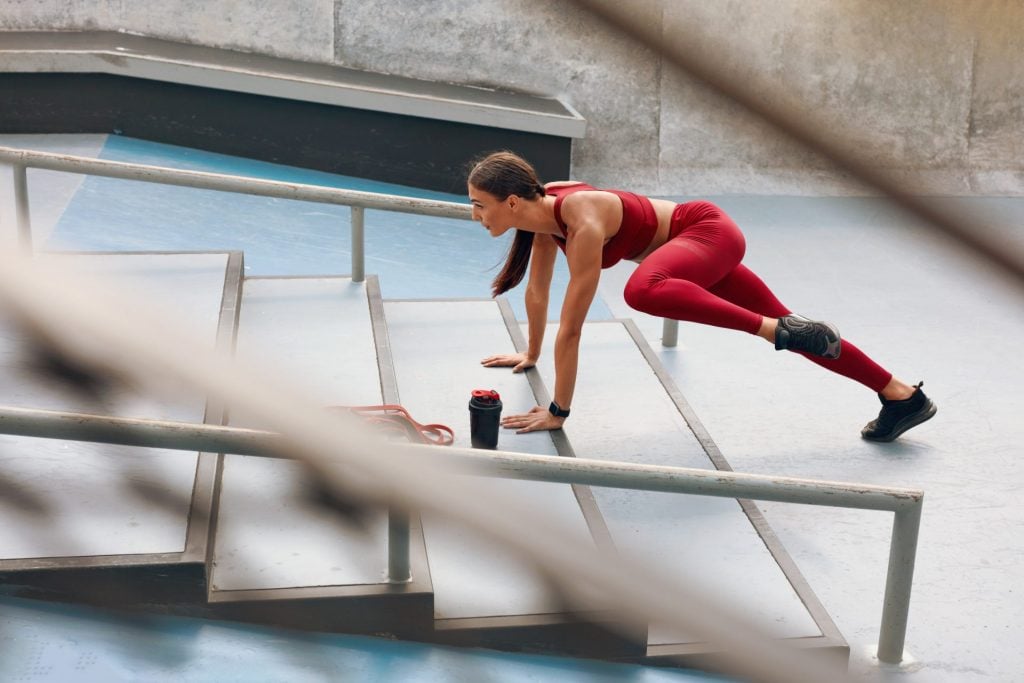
left=328, top=404, right=454, bottom=447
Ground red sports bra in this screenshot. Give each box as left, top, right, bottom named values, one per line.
left=547, top=183, right=658, bottom=268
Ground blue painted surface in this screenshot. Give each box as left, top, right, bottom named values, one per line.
left=0, top=595, right=724, bottom=683
left=47, top=135, right=611, bottom=319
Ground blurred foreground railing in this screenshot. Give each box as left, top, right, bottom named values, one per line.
left=0, top=403, right=922, bottom=663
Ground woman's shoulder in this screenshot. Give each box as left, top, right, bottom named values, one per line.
left=544, top=180, right=591, bottom=190
left=555, top=184, right=620, bottom=207
left=556, top=186, right=622, bottom=232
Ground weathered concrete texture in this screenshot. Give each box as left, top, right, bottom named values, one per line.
left=1, top=1, right=1020, bottom=195
left=329, top=0, right=1019, bottom=195
left=0, top=0, right=121, bottom=29
left=657, top=73, right=858, bottom=197
left=0, top=0, right=334, bottom=63
left=965, top=3, right=1024, bottom=193
left=333, top=0, right=664, bottom=192
left=657, top=1, right=976, bottom=195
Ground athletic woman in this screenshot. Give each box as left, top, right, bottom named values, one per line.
left=468, top=151, right=936, bottom=442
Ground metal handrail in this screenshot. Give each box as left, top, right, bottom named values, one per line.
left=0, top=145, right=472, bottom=281
left=0, top=145, right=682, bottom=346
left=0, top=404, right=922, bottom=663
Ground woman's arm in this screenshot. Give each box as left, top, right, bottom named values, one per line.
left=481, top=235, right=557, bottom=372
left=550, top=220, right=603, bottom=411
left=501, top=199, right=606, bottom=433
left=524, top=235, right=557, bottom=362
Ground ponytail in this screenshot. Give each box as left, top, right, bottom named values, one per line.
left=468, top=151, right=546, bottom=298
left=491, top=229, right=534, bottom=296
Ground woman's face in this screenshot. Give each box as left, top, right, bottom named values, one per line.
left=468, top=184, right=515, bottom=237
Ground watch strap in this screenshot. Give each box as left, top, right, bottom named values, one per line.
left=548, top=401, right=570, bottom=418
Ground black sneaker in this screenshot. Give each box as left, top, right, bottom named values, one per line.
left=775, top=314, right=842, bottom=359
left=861, top=382, right=937, bottom=442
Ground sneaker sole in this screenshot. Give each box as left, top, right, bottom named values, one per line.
left=861, top=400, right=937, bottom=442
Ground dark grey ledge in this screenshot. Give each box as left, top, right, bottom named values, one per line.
left=0, top=30, right=586, bottom=139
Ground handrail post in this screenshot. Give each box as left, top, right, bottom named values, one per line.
left=13, top=163, right=32, bottom=254
left=388, top=506, right=412, bottom=583
left=876, top=500, right=923, bottom=663
left=662, top=318, right=678, bottom=347
left=351, top=206, right=365, bottom=282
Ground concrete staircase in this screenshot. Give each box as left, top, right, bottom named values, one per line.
left=0, top=251, right=847, bottom=667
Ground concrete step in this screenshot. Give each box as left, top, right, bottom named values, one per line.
left=0, top=256, right=847, bottom=668
left=0, top=251, right=242, bottom=606
left=381, top=298, right=847, bottom=665
left=526, top=317, right=846, bottom=663
left=206, top=274, right=432, bottom=637
left=381, top=297, right=645, bottom=658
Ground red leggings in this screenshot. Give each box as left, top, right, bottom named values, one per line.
left=622, top=201, right=892, bottom=392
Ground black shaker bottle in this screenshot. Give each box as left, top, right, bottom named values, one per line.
left=469, top=389, right=502, bottom=449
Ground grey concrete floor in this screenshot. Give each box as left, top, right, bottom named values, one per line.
left=2, top=134, right=1022, bottom=681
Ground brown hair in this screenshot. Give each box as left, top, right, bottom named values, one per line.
left=468, top=151, right=546, bottom=297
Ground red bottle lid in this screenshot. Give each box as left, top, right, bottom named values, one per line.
left=471, top=389, right=501, bottom=401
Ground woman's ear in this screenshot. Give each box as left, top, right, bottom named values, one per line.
left=507, top=195, right=519, bottom=211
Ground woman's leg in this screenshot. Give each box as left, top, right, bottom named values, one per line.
left=717, top=265, right=935, bottom=439
left=624, top=243, right=762, bottom=333
left=625, top=202, right=934, bottom=437
left=625, top=201, right=893, bottom=392
left=708, top=264, right=893, bottom=392
left=624, top=203, right=762, bottom=333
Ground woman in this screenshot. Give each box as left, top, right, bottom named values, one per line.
left=468, top=151, right=936, bottom=442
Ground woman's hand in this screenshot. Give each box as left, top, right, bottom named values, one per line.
left=481, top=352, right=536, bottom=373
left=501, top=405, right=565, bottom=433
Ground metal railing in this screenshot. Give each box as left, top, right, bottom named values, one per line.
left=0, top=145, right=918, bottom=665
left=0, top=145, right=471, bottom=280
left=0, top=145, right=682, bottom=346
left=0, top=404, right=922, bottom=664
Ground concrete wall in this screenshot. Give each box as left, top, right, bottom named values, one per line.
left=2, top=0, right=1021, bottom=196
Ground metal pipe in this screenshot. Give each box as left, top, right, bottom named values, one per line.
left=0, top=403, right=921, bottom=666
left=877, top=503, right=923, bottom=663
left=388, top=507, right=412, bottom=583
left=0, top=404, right=286, bottom=457
left=434, top=444, right=920, bottom=512
left=13, top=163, right=32, bottom=253
left=0, top=146, right=472, bottom=221
left=0, top=405, right=921, bottom=512
left=662, top=318, right=678, bottom=347
left=351, top=206, right=365, bottom=282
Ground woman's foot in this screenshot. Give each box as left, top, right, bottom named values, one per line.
left=773, top=314, right=842, bottom=359
left=862, top=382, right=937, bottom=442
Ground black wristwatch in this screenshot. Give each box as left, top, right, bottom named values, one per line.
left=548, top=401, right=571, bottom=418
